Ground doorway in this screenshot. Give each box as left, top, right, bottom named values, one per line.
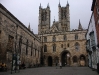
left=48, top=56, right=52, bottom=66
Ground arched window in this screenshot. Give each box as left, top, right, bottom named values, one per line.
left=72, top=56, right=78, bottom=63
left=75, top=34, right=78, bottom=40
left=53, top=44, right=56, bottom=52
left=31, top=42, right=33, bottom=56
left=53, top=35, right=56, bottom=42
left=19, top=36, right=22, bottom=54
left=63, top=35, right=67, bottom=41
left=75, top=42, right=80, bottom=51
left=44, top=44, right=47, bottom=52
left=26, top=40, right=28, bottom=55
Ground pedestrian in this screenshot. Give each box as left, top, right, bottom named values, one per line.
left=59, top=62, right=62, bottom=69
left=56, top=62, right=58, bottom=69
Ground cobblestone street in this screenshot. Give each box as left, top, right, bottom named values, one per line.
left=0, top=67, right=99, bottom=75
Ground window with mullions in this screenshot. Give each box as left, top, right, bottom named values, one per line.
left=75, top=34, right=78, bottom=40
left=75, top=42, right=80, bottom=51
left=89, top=31, right=95, bottom=46
left=53, top=35, right=56, bottom=42
left=63, top=35, right=67, bottom=41
left=44, top=36, right=47, bottom=42
left=53, top=44, right=56, bottom=52
left=44, top=44, right=47, bottom=52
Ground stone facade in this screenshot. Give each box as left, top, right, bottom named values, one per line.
left=0, top=4, right=41, bottom=69
left=38, top=2, right=87, bottom=66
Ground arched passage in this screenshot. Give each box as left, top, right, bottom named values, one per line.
left=61, top=50, right=71, bottom=66
left=48, top=56, right=53, bottom=66
left=79, top=54, right=86, bottom=66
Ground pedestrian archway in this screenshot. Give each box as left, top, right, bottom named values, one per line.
left=48, top=56, right=53, bottom=66
left=79, top=54, right=86, bottom=66
left=61, top=50, right=71, bottom=66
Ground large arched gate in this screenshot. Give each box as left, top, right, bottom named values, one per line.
left=61, top=50, right=71, bottom=66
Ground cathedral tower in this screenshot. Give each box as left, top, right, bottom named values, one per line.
left=38, top=3, right=50, bottom=34
left=58, top=1, right=70, bottom=31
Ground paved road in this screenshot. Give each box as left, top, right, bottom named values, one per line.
left=0, top=67, right=99, bottom=75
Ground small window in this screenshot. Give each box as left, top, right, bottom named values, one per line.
left=63, top=35, right=67, bottom=41
left=44, top=45, right=47, bottom=52
left=44, top=36, right=47, bottom=42
left=97, top=8, right=99, bottom=14
left=75, top=34, right=78, bottom=40
left=67, top=43, right=69, bottom=47
left=75, top=42, right=80, bottom=51
left=98, top=19, right=99, bottom=24
left=53, top=44, right=56, bottom=52
left=61, top=44, right=63, bottom=48
left=53, top=35, right=56, bottom=42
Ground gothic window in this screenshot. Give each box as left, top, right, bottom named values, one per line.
left=61, top=9, right=63, bottom=19
left=41, top=13, right=44, bottom=21
left=44, top=36, right=47, bottom=42
left=26, top=40, right=28, bottom=55
left=63, top=35, right=67, bottom=41
left=41, top=11, right=47, bottom=21
left=72, top=56, right=78, bottom=63
left=44, top=44, right=47, bottom=52
left=53, top=35, right=56, bottom=42
left=19, top=36, right=22, bottom=54
left=53, top=44, right=56, bottom=52
left=7, top=35, right=14, bottom=51
left=75, top=42, right=80, bottom=51
left=75, top=34, right=78, bottom=40
left=31, top=42, right=33, bottom=56
left=45, top=11, right=47, bottom=21
left=35, top=49, right=36, bottom=56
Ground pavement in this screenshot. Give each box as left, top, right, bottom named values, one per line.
left=0, top=67, right=99, bottom=75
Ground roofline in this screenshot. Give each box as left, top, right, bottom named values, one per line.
left=0, top=3, right=40, bottom=42
left=91, top=0, right=96, bottom=11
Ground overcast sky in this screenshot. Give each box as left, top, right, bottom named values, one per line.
left=1, top=0, right=92, bottom=34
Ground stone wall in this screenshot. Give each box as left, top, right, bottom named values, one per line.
left=0, top=4, right=41, bottom=69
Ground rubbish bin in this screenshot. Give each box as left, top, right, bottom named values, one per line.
left=97, top=63, right=99, bottom=74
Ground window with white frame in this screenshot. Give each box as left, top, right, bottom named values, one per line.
left=89, top=31, right=95, bottom=46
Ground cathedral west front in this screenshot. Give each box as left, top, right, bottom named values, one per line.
left=38, top=2, right=87, bottom=66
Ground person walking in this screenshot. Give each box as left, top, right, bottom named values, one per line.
left=56, top=62, right=58, bottom=69
left=59, top=62, right=62, bottom=69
